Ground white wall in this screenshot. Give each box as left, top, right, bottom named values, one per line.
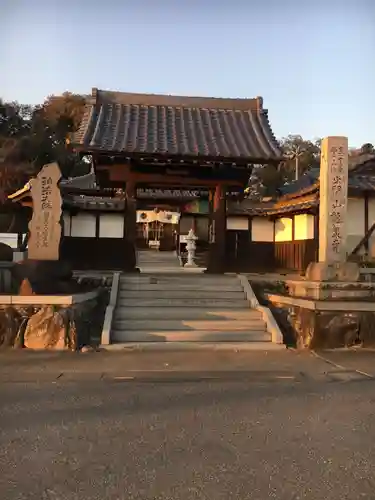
left=70, top=213, right=96, bottom=238
left=251, top=217, right=274, bottom=242
left=0, top=233, right=20, bottom=249
left=347, top=197, right=365, bottom=255
left=226, top=217, right=248, bottom=230
left=99, top=214, right=124, bottom=238
left=274, top=217, right=293, bottom=242
left=294, top=214, right=314, bottom=241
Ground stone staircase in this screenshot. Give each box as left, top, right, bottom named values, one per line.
left=111, top=273, right=283, bottom=348
left=137, top=250, right=182, bottom=272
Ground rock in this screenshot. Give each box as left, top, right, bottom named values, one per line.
left=19, top=278, right=34, bottom=296
left=0, top=307, right=21, bottom=347
left=24, top=306, right=69, bottom=350
left=80, top=345, right=95, bottom=353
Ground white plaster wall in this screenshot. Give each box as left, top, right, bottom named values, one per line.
left=70, top=213, right=96, bottom=238
left=99, top=214, right=124, bottom=238
left=251, top=217, right=274, bottom=242
left=294, top=214, right=314, bottom=241
left=274, top=217, right=293, bottom=242
left=346, top=197, right=365, bottom=255
left=226, top=217, right=248, bottom=230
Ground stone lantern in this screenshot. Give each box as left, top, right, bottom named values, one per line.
left=184, top=229, right=198, bottom=267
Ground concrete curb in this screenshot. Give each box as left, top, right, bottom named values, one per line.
left=101, top=272, right=120, bottom=345
left=0, top=290, right=99, bottom=306
left=311, top=350, right=374, bottom=379
left=237, top=275, right=284, bottom=345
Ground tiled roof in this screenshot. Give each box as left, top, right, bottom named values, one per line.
left=63, top=195, right=125, bottom=211
left=349, top=175, right=375, bottom=191
left=278, top=168, right=320, bottom=196
left=73, top=88, right=283, bottom=161
left=59, top=165, right=97, bottom=190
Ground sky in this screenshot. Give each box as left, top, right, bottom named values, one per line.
left=1, top=0, right=374, bottom=148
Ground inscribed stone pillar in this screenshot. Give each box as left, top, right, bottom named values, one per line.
left=28, top=162, right=62, bottom=261
left=318, top=136, right=348, bottom=263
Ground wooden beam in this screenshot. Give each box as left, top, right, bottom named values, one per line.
left=364, top=192, right=369, bottom=253
left=350, top=221, right=375, bottom=256
left=76, top=148, right=281, bottom=167
left=106, top=164, right=243, bottom=187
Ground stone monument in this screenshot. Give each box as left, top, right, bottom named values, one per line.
left=28, top=162, right=62, bottom=261
left=306, top=136, right=359, bottom=282
left=13, top=162, right=76, bottom=294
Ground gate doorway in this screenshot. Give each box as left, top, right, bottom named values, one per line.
left=136, top=210, right=178, bottom=251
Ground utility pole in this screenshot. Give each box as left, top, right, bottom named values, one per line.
left=287, top=145, right=304, bottom=181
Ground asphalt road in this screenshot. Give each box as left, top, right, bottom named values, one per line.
left=1, top=374, right=375, bottom=499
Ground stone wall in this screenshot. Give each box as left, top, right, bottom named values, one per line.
left=267, top=300, right=375, bottom=349
left=0, top=291, right=108, bottom=350
left=250, top=279, right=375, bottom=349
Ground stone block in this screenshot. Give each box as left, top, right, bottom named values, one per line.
left=305, top=261, right=360, bottom=282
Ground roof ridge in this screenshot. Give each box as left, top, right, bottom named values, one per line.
left=92, top=88, right=263, bottom=111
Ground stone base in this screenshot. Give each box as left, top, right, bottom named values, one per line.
left=266, top=297, right=375, bottom=349
left=286, top=280, right=375, bottom=301
left=0, top=293, right=106, bottom=350
left=306, top=261, right=360, bottom=282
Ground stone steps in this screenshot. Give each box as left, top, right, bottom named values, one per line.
left=122, top=276, right=238, bottom=285
left=112, top=319, right=266, bottom=331
left=117, top=298, right=250, bottom=308
left=119, top=283, right=243, bottom=292
left=112, top=330, right=271, bottom=343
left=114, top=307, right=263, bottom=320
left=110, top=273, right=275, bottom=348
left=118, top=290, right=246, bottom=300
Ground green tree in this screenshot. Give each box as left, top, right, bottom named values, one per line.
left=0, top=92, right=88, bottom=201
left=280, top=135, right=321, bottom=181
left=360, top=143, right=375, bottom=155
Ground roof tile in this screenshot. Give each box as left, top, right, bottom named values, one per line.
left=73, top=89, right=282, bottom=161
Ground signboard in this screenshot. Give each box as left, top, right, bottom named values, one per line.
left=136, top=210, right=180, bottom=224
left=28, top=162, right=62, bottom=260
left=319, top=137, right=348, bottom=263
left=136, top=187, right=242, bottom=200
left=137, top=188, right=206, bottom=199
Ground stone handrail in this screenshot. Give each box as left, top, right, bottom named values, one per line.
left=101, top=272, right=120, bottom=345
left=237, top=274, right=284, bottom=344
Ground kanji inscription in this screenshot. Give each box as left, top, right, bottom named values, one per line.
left=28, top=162, right=62, bottom=260
left=319, top=137, right=348, bottom=263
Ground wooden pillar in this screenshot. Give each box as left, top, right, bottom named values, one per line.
left=206, top=184, right=226, bottom=273
left=125, top=178, right=138, bottom=272
left=364, top=193, right=369, bottom=254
